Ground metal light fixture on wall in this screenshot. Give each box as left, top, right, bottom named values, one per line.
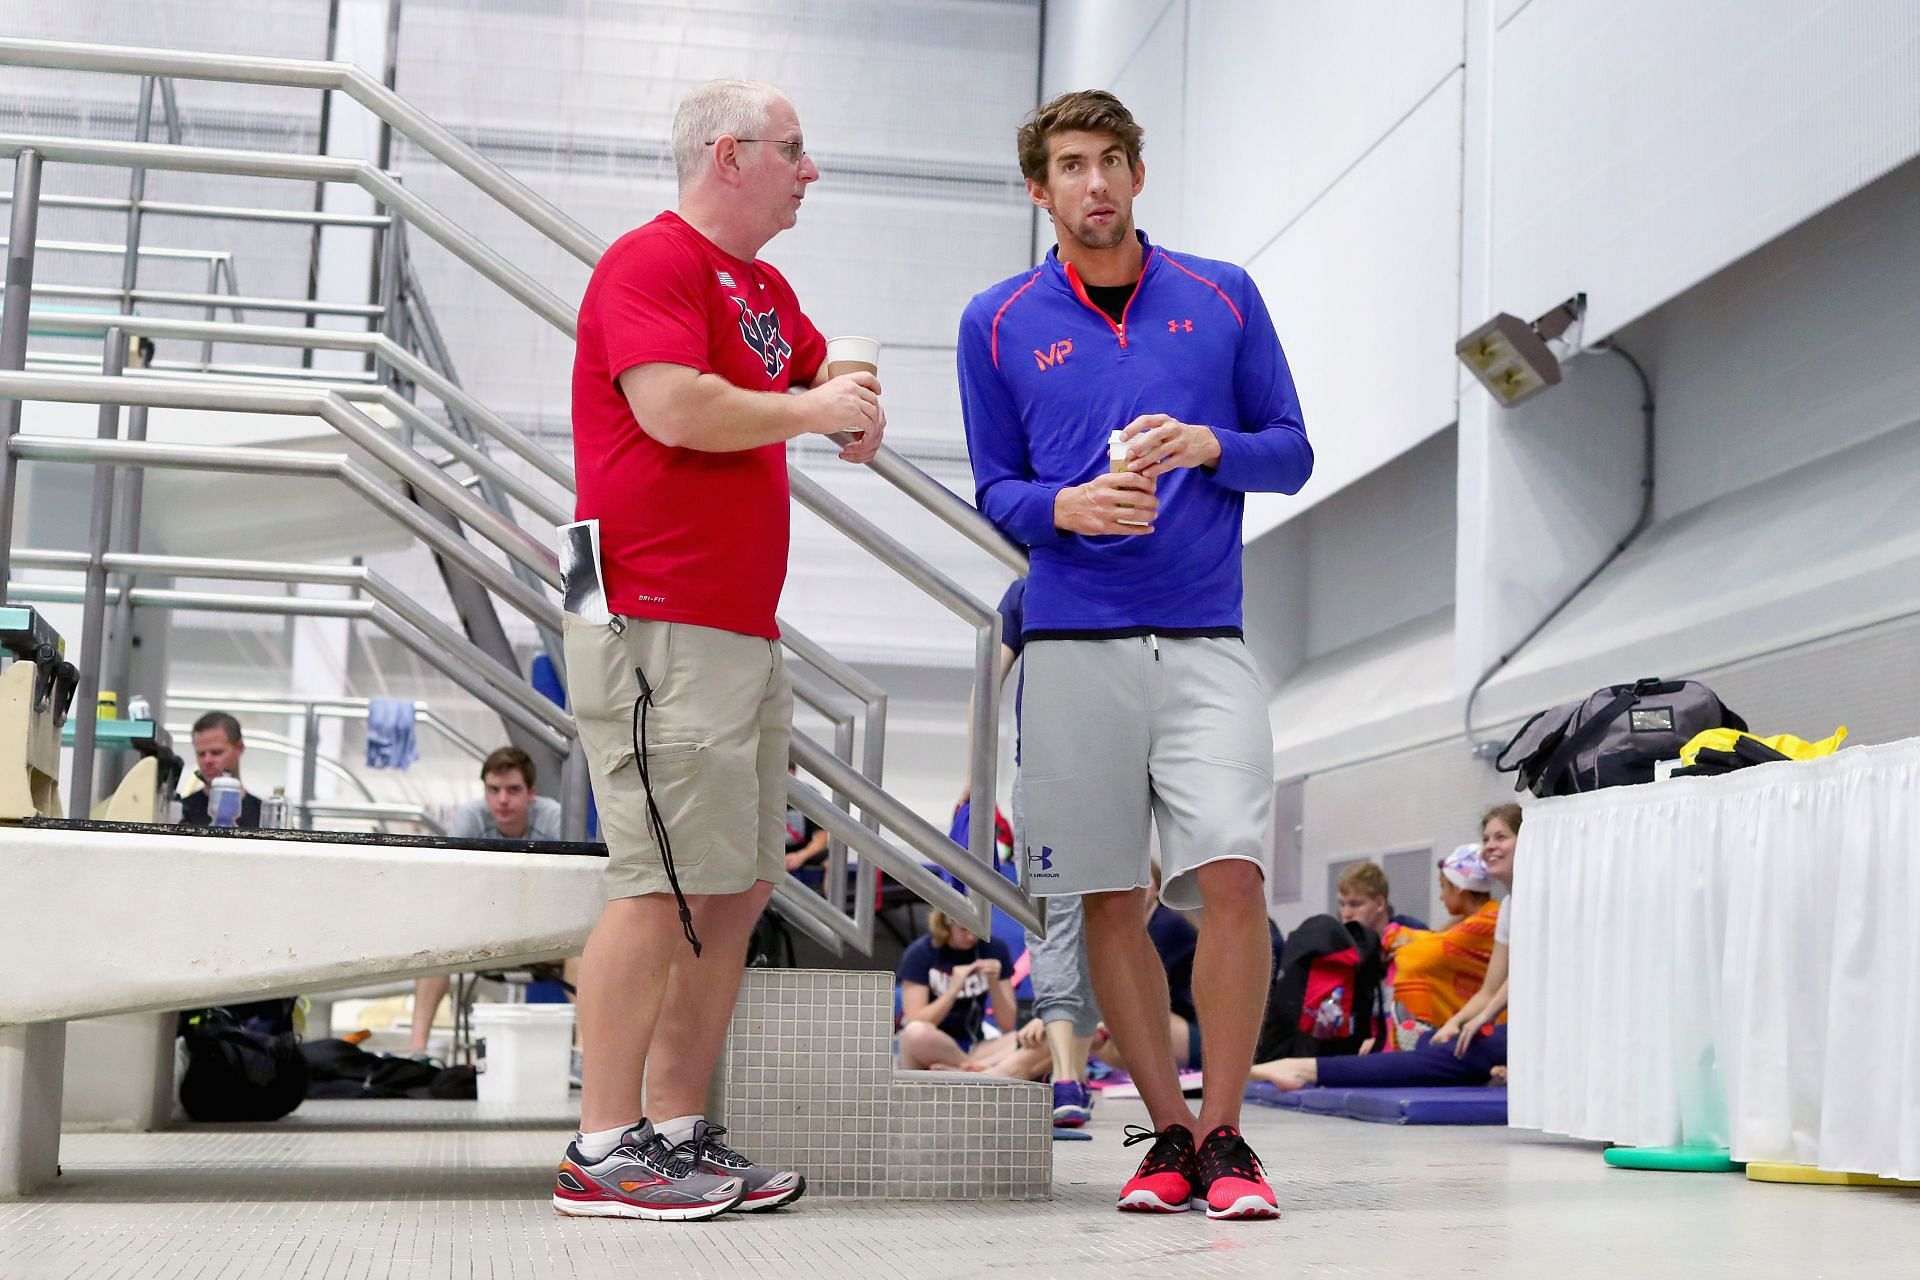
left=1455, top=294, right=1587, bottom=408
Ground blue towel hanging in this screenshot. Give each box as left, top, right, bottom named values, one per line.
left=366, top=697, right=419, bottom=770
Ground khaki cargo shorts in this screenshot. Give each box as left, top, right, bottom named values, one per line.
left=563, top=613, right=790, bottom=900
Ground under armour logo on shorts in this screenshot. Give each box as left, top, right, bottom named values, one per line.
left=1028, top=844, right=1056, bottom=874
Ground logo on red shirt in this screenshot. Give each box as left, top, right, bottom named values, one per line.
left=734, top=298, right=793, bottom=379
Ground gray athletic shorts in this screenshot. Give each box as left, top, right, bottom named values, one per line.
left=1016, top=635, right=1274, bottom=911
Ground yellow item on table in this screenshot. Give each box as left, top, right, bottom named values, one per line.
left=1679, top=725, right=1848, bottom=767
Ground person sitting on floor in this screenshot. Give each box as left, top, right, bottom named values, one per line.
left=1387, top=844, right=1501, bottom=1032
left=1252, top=803, right=1522, bottom=1090
left=896, top=909, right=1046, bottom=1076
left=1335, top=860, right=1429, bottom=937
left=782, top=762, right=831, bottom=889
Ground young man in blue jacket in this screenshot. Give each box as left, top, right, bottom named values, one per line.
left=958, top=90, right=1311, bottom=1221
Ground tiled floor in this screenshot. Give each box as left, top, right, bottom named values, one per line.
left=7, top=1096, right=1920, bottom=1278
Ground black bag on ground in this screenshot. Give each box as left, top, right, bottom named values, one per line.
left=300, top=1038, right=468, bottom=1099
left=1256, top=916, right=1386, bottom=1062
left=1495, top=677, right=1746, bottom=798
left=178, top=1008, right=308, bottom=1122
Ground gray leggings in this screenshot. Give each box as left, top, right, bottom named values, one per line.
left=1029, top=894, right=1100, bottom=1035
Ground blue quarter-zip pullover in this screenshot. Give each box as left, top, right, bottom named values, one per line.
left=958, top=231, right=1312, bottom=639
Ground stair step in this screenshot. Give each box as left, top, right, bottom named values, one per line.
left=708, top=969, right=1052, bottom=1200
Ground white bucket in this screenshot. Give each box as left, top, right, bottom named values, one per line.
left=470, top=1002, right=575, bottom=1106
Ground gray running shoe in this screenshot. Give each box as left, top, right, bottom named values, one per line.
left=552, top=1121, right=744, bottom=1221
left=685, top=1120, right=806, bottom=1211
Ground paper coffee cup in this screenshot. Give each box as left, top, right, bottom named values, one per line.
left=826, top=335, right=881, bottom=380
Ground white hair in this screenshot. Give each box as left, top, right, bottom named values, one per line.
left=672, top=78, right=784, bottom=190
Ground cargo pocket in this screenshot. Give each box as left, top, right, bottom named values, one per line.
left=596, top=736, right=714, bottom=874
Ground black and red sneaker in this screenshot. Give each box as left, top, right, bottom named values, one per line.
left=1117, top=1123, right=1196, bottom=1213
left=1193, top=1125, right=1279, bottom=1220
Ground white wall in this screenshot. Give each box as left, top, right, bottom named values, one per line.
left=1305, top=431, right=1457, bottom=661
left=1489, top=0, right=1920, bottom=340
left=1631, top=157, right=1920, bottom=521
left=1188, top=3, right=1465, bottom=535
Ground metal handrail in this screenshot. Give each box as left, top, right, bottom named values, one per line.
left=779, top=624, right=886, bottom=933
left=790, top=732, right=1041, bottom=935
left=0, top=191, right=395, bottom=230
left=0, top=237, right=231, bottom=264
left=0, top=36, right=602, bottom=265
left=12, top=546, right=572, bottom=741
left=3, top=430, right=564, bottom=649
left=302, top=801, right=446, bottom=834
left=0, top=134, right=575, bottom=337
left=0, top=371, right=561, bottom=595
left=787, top=667, right=866, bottom=935
left=11, top=576, right=571, bottom=757
left=167, top=693, right=490, bottom=764
left=25, top=351, right=381, bottom=385
left=34, top=282, right=379, bottom=319
left=26, top=310, right=572, bottom=488
left=789, top=468, right=1003, bottom=878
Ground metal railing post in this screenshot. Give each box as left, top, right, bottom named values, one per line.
left=300, top=704, right=322, bottom=830
left=0, top=147, right=42, bottom=593
left=561, top=739, right=589, bottom=841
left=200, top=258, right=218, bottom=369
left=68, top=328, right=128, bottom=814
left=156, top=77, right=182, bottom=144
left=967, top=612, right=1003, bottom=874
left=121, top=77, right=154, bottom=318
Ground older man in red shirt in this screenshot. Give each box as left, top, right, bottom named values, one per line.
left=552, top=77, right=884, bottom=1223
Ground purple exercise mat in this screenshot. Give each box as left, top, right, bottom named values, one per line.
left=1244, top=1082, right=1505, bottom=1125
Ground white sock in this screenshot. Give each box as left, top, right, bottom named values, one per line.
left=575, top=1121, right=636, bottom=1162
left=655, top=1114, right=703, bottom=1147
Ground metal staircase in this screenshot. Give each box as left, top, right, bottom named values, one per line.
left=0, top=35, right=1040, bottom=960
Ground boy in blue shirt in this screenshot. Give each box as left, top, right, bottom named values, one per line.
left=958, top=90, right=1311, bottom=1221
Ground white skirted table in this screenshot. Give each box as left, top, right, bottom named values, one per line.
left=1507, top=737, right=1920, bottom=1180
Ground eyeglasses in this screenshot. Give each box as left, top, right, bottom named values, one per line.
left=708, top=138, right=809, bottom=165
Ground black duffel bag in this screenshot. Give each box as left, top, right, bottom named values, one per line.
left=178, top=1007, right=308, bottom=1122
left=1495, top=677, right=1745, bottom=798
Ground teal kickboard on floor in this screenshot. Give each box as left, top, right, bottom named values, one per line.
left=1604, top=1145, right=1744, bottom=1172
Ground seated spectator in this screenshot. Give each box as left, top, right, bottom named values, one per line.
left=444, top=746, right=562, bottom=841
left=1252, top=804, right=1522, bottom=1090
left=411, top=747, right=563, bottom=1059
left=180, top=711, right=262, bottom=828
left=1387, top=844, right=1501, bottom=1030
left=783, top=763, right=830, bottom=886
left=896, top=909, right=1044, bottom=1076
left=1336, top=860, right=1429, bottom=935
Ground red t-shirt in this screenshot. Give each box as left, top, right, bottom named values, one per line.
left=572, top=211, right=825, bottom=639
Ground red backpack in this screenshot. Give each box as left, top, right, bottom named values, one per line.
left=1256, top=916, right=1388, bottom=1060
